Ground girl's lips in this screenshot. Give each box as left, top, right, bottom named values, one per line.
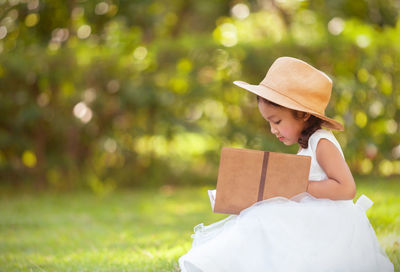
left=278, top=137, right=285, bottom=141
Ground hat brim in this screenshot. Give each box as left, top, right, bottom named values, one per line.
left=233, top=80, right=344, bottom=131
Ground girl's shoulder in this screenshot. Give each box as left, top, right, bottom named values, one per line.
left=309, top=128, right=335, bottom=142
left=308, top=129, right=344, bottom=158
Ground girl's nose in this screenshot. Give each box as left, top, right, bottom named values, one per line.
left=270, top=125, right=278, bottom=135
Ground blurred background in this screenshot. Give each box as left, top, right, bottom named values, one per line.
left=1, top=0, right=400, bottom=192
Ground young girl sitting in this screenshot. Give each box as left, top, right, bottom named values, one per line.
left=178, top=57, right=394, bottom=272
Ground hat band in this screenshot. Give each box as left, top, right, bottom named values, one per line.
left=259, top=82, right=325, bottom=116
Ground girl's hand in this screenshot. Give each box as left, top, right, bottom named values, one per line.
left=307, top=138, right=356, bottom=200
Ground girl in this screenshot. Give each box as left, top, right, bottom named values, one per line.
left=179, top=57, right=394, bottom=272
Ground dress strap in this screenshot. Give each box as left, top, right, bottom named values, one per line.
left=309, top=129, right=345, bottom=158
left=355, top=194, right=373, bottom=212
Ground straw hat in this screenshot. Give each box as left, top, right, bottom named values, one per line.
left=233, top=56, right=344, bottom=131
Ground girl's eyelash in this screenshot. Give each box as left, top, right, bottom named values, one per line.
left=266, top=120, right=281, bottom=126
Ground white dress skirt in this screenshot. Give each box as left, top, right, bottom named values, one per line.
left=178, top=130, right=394, bottom=272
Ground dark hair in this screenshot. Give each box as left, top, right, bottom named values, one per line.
left=257, top=96, right=322, bottom=148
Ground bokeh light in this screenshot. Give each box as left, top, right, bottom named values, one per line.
left=77, top=25, right=91, bottom=39
left=379, top=160, right=394, bottom=176
left=369, top=101, right=383, bottom=118
left=392, top=145, right=400, bottom=159
left=356, top=34, right=371, bottom=48
left=231, top=3, right=250, bottom=20
left=133, top=46, right=148, bottom=60
left=95, top=2, right=109, bottom=15
left=355, top=111, right=368, bottom=128
left=214, top=22, right=238, bottom=47
left=22, top=150, right=37, bottom=168
left=73, top=102, right=93, bottom=123
left=104, top=138, right=117, bottom=153
left=27, top=0, right=40, bottom=10
left=0, top=26, right=7, bottom=40
left=328, top=17, right=345, bottom=35
left=107, top=80, right=120, bottom=93
left=83, top=88, right=96, bottom=104
left=25, top=13, right=39, bottom=27
left=51, top=28, right=69, bottom=43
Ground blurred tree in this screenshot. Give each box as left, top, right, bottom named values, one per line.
left=0, top=0, right=399, bottom=190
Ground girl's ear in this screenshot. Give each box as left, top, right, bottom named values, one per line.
left=303, top=113, right=311, bottom=122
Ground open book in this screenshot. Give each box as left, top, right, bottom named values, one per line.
left=209, top=147, right=311, bottom=214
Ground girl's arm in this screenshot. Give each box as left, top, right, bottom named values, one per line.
left=307, top=139, right=356, bottom=200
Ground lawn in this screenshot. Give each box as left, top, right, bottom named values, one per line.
left=0, top=178, right=399, bottom=271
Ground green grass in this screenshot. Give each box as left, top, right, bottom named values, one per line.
left=0, top=178, right=399, bottom=271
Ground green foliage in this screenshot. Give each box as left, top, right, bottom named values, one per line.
left=0, top=178, right=399, bottom=271
left=1, top=0, right=400, bottom=188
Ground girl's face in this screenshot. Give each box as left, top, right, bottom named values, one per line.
left=258, top=100, right=310, bottom=146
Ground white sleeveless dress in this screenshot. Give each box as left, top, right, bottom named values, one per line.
left=178, top=129, right=394, bottom=272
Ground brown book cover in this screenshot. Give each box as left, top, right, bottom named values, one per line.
left=211, top=147, right=311, bottom=215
